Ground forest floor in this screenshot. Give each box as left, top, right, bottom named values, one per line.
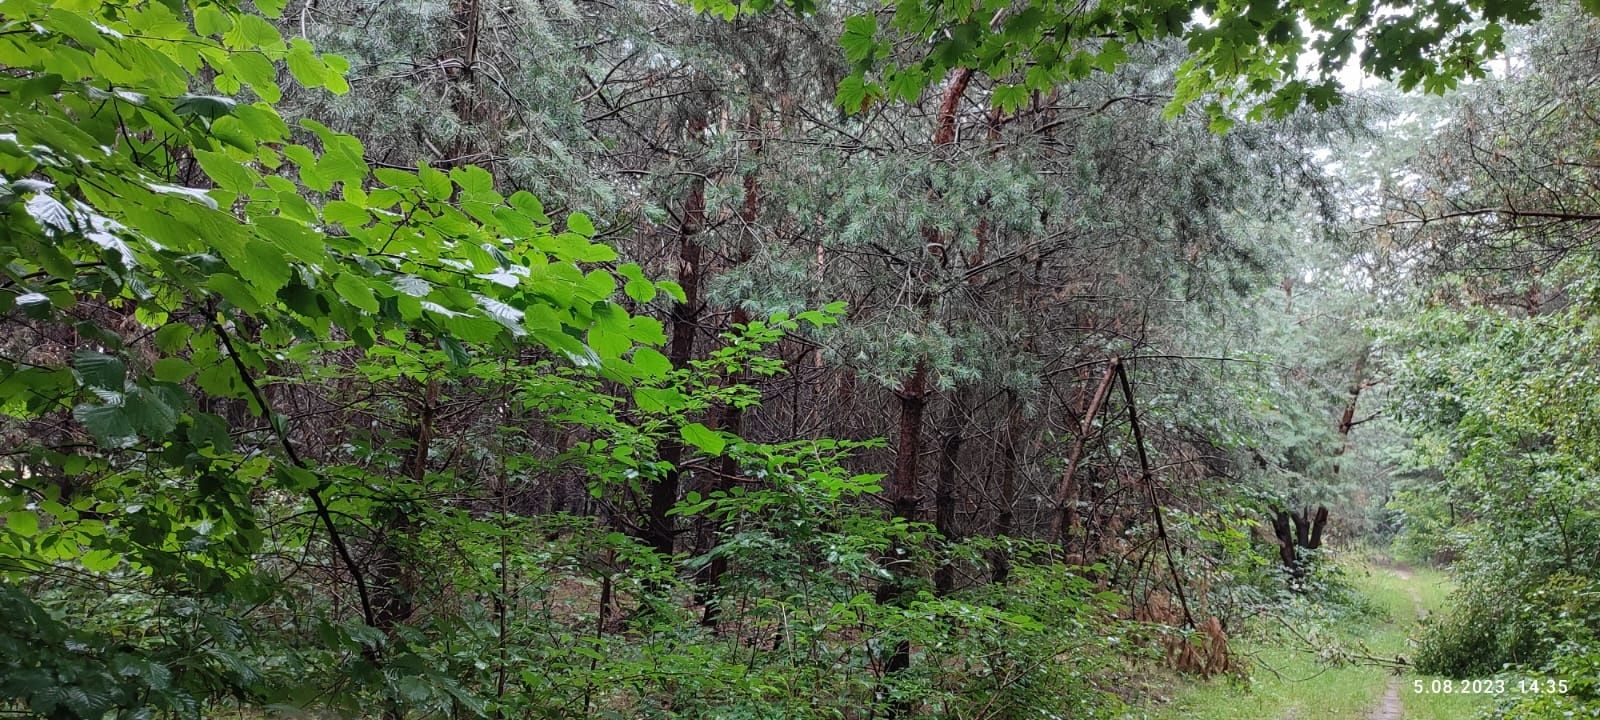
left=1131, top=556, right=1491, bottom=720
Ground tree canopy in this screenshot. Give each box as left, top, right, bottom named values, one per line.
left=695, top=0, right=1546, bottom=120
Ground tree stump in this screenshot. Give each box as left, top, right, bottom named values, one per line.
left=1271, top=505, right=1329, bottom=582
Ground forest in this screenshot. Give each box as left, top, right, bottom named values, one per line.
left=2, top=0, right=1599, bottom=718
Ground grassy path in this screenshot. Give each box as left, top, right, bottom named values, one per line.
left=1131, top=558, right=1489, bottom=720
left=1371, top=566, right=1423, bottom=720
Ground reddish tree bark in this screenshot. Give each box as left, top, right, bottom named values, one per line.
left=990, top=390, right=1021, bottom=584
left=644, top=115, right=709, bottom=557
left=877, top=67, right=972, bottom=715
left=701, top=105, right=761, bottom=627
left=1050, top=360, right=1119, bottom=548
left=1331, top=345, right=1371, bottom=477
left=888, top=67, right=973, bottom=526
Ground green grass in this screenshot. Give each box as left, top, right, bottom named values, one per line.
left=1130, top=555, right=1493, bottom=720
left=1351, top=561, right=1491, bottom=720
left=1132, top=640, right=1391, bottom=719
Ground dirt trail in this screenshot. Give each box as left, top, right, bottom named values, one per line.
left=1392, top=566, right=1427, bottom=620
left=1370, top=682, right=1404, bottom=720
left=1367, top=567, right=1427, bottom=720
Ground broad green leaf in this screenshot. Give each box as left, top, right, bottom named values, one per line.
left=73, top=403, right=135, bottom=444
left=195, top=149, right=257, bottom=193
left=153, top=323, right=193, bottom=353
left=439, top=336, right=471, bottom=367
left=624, top=276, right=657, bottom=303
left=174, top=94, right=238, bottom=120
left=4, top=511, right=39, bottom=537
left=631, top=347, right=672, bottom=378
left=285, top=38, right=326, bottom=87
left=679, top=422, right=726, bottom=455
left=81, top=549, right=118, bottom=572
left=152, top=358, right=194, bottom=383
left=566, top=212, right=595, bottom=236
left=74, top=350, right=126, bottom=390
left=333, top=273, right=378, bottom=313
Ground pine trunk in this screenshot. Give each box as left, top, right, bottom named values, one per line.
left=701, top=106, right=761, bottom=626
left=933, top=389, right=969, bottom=596
left=877, top=67, right=971, bottom=718
left=991, top=390, right=1021, bottom=584
left=645, top=121, right=708, bottom=557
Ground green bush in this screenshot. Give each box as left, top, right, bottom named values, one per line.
left=1417, top=573, right=1600, bottom=679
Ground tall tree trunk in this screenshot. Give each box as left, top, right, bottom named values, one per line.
left=645, top=115, right=709, bottom=557
left=1050, top=360, right=1119, bottom=549
left=1306, top=506, right=1328, bottom=549
left=446, top=0, right=482, bottom=161
left=990, top=390, right=1021, bottom=584
left=373, top=377, right=437, bottom=719
left=933, top=389, right=970, bottom=596
left=874, top=359, right=926, bottom=697
left=877, top=67, right=972, bottom=717
left=373, top=377, right=438, bottom=632
left=1331, top=345, right=1371, bottom=477
left=701, top=105, right=761, bottom=627
left=885, top=360, right=929, bottom=536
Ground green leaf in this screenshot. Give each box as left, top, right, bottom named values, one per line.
left=439, top=336, right=471, bottom=367
left=419, top=163, right=452, bottom=198
left=333, top=273, right=379, bottom=313
left=679, top=422, right=726, bottom=455
left=73, top=403, right=135, bottom=445
left=195, top=149, right=257, bottom=193
left=15, top=292, right=53, bottom=317
left=993, top=84, right=1029, bottom=113
left=5, top=511, right=39, bottom=537
left=194, top=5, right=233, bottom=35
left=124, top=387, right=180, bottom=437
left=274, top=465, right=319, bottom=492
left=451, top=165, right=495, bottom=194
left=656, top=281, right=688, bottom=304
left=567, top=212, right=596, bottom=236
left=74, top=350, right=126, bottom=390
left=152, top=358, right=194, bottom=382
left=311, top=131, right=369, bottom=187
left=887, top=68, right=926, bottom=102
left=588, top=326, right=630, bottom=360
left=634, top=386, right=686, bottom=413
left=841, top=14, right=878, bottom=63
left=374, top=167, right=420, bottom=188
left=189, top=412, right=234, bottom=452
left=1094, top=39, right=1128, bottom=73
left=231, top=14, right=284, bottom=51
left=631, top=347, right=672, bottom=378
left=836, top=75, right=870, bottom=113
left=627, top=317, right=667, bottom=345
left=257, top=215, right=327, bottom=263
left=174, top=94, right=238, bottom=121
left=153, top=323, right=193, bottom=353
left=509, top=190, right=548, bottom=223
left=231, top=53, right=283, bottom=104
left=81, top=549, right=118, bottom=572
left=286, top=38, right=326, bottom=87
left=624, top=277, right=656, bottom=304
